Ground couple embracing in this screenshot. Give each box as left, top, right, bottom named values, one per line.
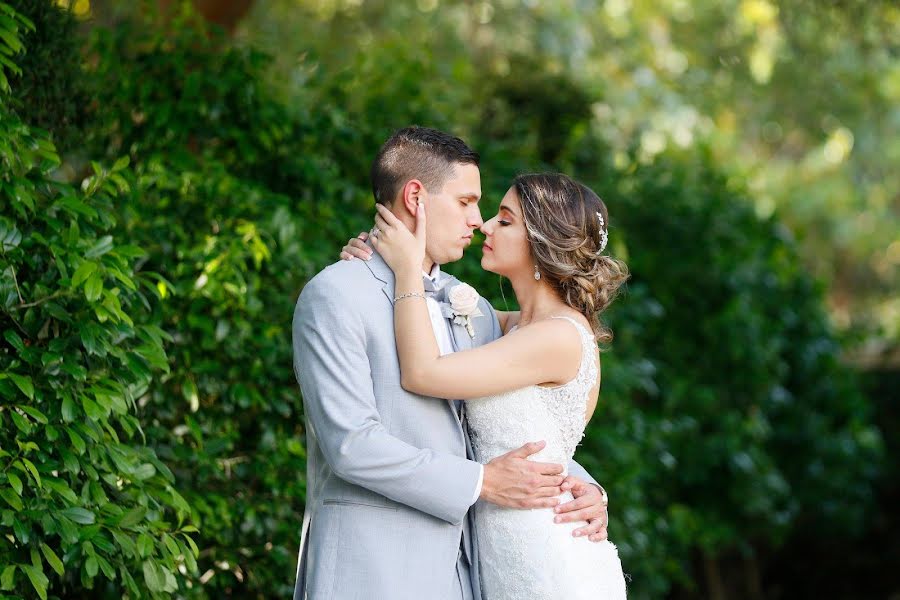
left=292, top=126, right=629, bottom=599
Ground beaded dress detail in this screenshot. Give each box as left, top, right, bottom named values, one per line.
left=467, top=316, right=626, bottom=599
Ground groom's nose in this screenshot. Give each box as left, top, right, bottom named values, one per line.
left=466, top=206, right=484, bottom=229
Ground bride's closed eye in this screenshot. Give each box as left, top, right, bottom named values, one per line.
left=499, top=220, right=511, bottom=226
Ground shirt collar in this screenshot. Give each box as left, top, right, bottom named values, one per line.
left=423, top=263, right=442, bottom=283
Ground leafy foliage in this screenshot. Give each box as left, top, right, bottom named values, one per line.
left=3, top=0, right=88, bottom=151
left=0, top=5, right=197, bottom=599
left=571, top=148, right=883, bottom=596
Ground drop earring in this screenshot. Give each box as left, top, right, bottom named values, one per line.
left=533, top=265, right=541, bottom=281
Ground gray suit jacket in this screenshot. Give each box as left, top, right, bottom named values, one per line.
left=292, top=252, right=598, bottom=599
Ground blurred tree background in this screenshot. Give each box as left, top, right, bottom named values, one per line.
left=0, top=0, right=896, bottom=598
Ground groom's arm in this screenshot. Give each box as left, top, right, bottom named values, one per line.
left=293, top=277, right=482, bottom=526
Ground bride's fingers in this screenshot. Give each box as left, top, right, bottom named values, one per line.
left=374, top=204, right=404, bottom=228
left=588, top=526, right=609, bottom=542
left=573, top=518, right=607, bottom=541
left=342, top=239, right=372, bottom=260
left=374, top=213, right=390, bottom=233
left=554, top=492, right=592, bottom=514
left=560, top=474, right=584, bottom=492
left=357, top=231, right=369, bottom=241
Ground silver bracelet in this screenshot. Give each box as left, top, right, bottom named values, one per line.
left=393, top=291, right=426, bottom=303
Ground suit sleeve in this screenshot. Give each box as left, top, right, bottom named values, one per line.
left=293, top=278, right=482, bottom=525
left=567, top=460, right=600, bottom=488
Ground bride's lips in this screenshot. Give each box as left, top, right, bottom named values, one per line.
left=483, top=242, right=493, bottom=252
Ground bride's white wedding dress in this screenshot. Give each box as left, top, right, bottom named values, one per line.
left=466, top=316, right=627, bottom=600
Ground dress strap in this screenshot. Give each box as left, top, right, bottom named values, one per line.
left=549, top=315, right=595, bottom=344
left=550, top=315, right=598, bottom=379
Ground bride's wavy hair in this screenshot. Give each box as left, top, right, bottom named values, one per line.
left=513, top=173, right=629, bottom=345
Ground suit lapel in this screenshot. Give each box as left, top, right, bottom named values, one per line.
left=365, top=253, right=465, bottom=433
left=362, top=248, right=396, bottom=306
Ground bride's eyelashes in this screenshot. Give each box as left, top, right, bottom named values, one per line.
left=499, top=220, right=511, bottom=226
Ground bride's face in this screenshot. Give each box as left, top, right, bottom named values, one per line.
left=480, top=187, right=532, bottom=278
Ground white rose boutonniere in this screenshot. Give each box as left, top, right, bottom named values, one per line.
left=447, top=283, right=484, bottom=338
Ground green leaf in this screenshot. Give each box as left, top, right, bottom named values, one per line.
left=13, top=517, right=30, bottom=544
left=9, top=373, right=34, bottom=399
left=117, top=506, right=147, bottom=528
left=85, top=235, right=113, bottom=259
left=112, top=156, right=130, bottom=172
left=163, top=534, right=180, bottom=560
left=96, top=554, right=116, bottom=579
left=61, top=394, right=76, bottom=422
left=66, top=427, right=86, bottom=454
left=137, top=533, right=153, bottom=558
left=71, top=260, right=97, bottom=287
left=59, top=507, right=95, bottom=525
left=6, top=471, right=22, bottom=496
left=20, top=564, right=48, bottom=600
left=40, top=544, right=64, bottom=577
left=181, top=539, right=197, bottom=573
left=133, top=463, right=156, bottom=480
left=182, top=378, right=199, bottom=412
left=142, top=560, right=163, bottom=593
left=85, top=556, right=98, bottom=578
left=84, top=272, right=103, bottom=302
left=112, top=530, right=137, bottom=558
left=4, top=329, right=25, bottom=352
left=0, top=488, right=23, bottom=511
left=10, top=410, right=31, bottom=434
left=18, top=405, right=48, bottom=424
left=20, top=457, right=41, bottom=488
left=82, top=396, right=105, bottom=420
left=0, top=565, right=15, bottom=591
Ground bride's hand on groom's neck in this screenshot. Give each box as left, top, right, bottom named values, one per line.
left=480, top=441, right=565, bottom=510
left=371, top=203, right=426, bottom=276
left=339, top=232, right=372, bottom=262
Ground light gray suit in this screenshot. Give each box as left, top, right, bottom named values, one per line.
left=292, top=251, right=598, bottom=599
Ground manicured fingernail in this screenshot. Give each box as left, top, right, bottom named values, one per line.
left=554, top=516, right=561, bottom=523
left=574, top=531, right=582, bottom=537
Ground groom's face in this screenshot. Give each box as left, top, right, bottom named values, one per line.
left=423, top=162, right=483, bottom=265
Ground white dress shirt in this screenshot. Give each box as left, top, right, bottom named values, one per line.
left=424, top=265, right=484, bottom=505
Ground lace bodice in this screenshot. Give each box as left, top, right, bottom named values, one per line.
left=467, top=316, right=598, bottom=468
left=466, top=316, right=626, bottom=600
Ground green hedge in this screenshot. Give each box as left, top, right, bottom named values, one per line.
left=0, top=6, right=196, bottom=598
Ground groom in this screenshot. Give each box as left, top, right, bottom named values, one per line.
left=292, top=126, right=610, bottom=600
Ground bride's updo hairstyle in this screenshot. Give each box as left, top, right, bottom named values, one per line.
left=513, top=173, right=629, bottom=344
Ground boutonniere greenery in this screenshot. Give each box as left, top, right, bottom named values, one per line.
left=446, top=283, right=483, bottom=338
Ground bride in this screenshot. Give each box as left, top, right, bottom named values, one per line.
left=349, top=173, right=627, bottom=599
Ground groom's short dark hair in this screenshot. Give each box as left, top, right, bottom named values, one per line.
left=371, top=126, right=480, bottom=205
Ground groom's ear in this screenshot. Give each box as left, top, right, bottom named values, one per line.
left=399, top=179, right=425, bottom=217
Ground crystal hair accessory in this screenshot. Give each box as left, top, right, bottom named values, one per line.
left=596, top=211, right=608, bottom=254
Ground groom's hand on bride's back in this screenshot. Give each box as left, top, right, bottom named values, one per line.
left=480, top=441, right=565, bottom=509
